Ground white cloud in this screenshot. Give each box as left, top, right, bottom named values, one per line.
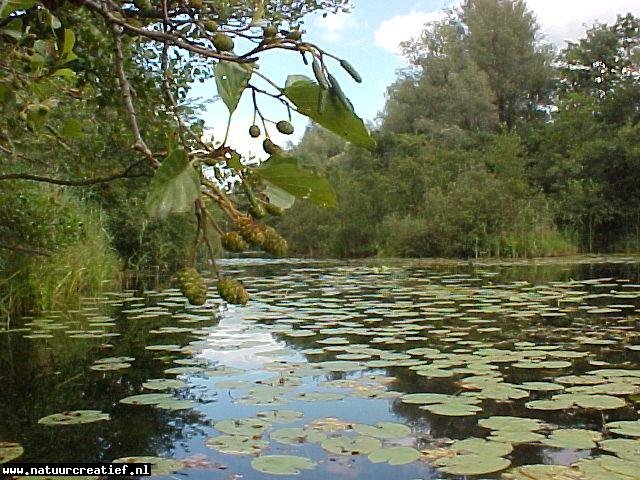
left=374, top=10, right=447, bottom=55
left=526, top=0, right=640, bottom=47
left=375, top=1, right=640, bottom=56
left=313, top=11, right=357, bottom=43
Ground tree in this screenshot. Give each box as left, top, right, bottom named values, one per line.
left=460, top=0, right=554, bottom=130
left=0, top=0, right=375, bottom=308
left=384, top=19, right=498, bottom=135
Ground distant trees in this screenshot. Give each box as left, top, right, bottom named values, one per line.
left=277, top=3, right=639, bottom=259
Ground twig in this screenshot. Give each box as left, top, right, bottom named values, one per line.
left=109, top=22, right=160, bottom=168
left=0, top=164, right=148, bottom=186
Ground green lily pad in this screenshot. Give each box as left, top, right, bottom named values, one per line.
left=434, top=454, right=510, bottom=476
left=155, top=399, right=195, bottom=410
left=256, top=410, right=303, bottom=424
left=38, top=410, right=109, bottom=426
left=251, top=455, right=317, bottom=475
left=120, top=393, right=174, bottom=405
left=0, top=442, right=23, bottom=463
left=488, top=430, right=545, bottom=444
left=479, top=416, right=542, bottom=432
left=90, top=362, right=131, bottom=371
left=206, top=435, right=268, bottom=455
left=506, top=464, right=579, bottom=480
left=450, top=437, right=513, bottom=456
left=400, top=393, right=450, bottom=405
left=113, top=456, right=183, bottom=476
left=599, top=438, right=640, bottom=460
left=142, top=379, right=186, bottom=391
left=353, top=422, right=411, bottom=439
left=321, top=435, right=382, bottom=455
left=542, top=429, right=603, bottom=449
left=294, top=392, right=344, bottom=402
left=421, top=400, right=482, bottom=417
left=368, top=446, right=420, bottom=465
left=526, top=397, right=575, bottom=411
left=607, top=420, right=640, bottom=437
left=214, top=418, right=271, bottom=436
left=271, top=427, right=326, bottom=445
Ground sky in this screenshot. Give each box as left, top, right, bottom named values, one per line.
left=190, top=0, right=640, bottom=160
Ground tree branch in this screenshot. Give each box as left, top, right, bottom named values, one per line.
left=109, top=21, right=160, bottom=169
left=0, top=167, right=148, bottom=186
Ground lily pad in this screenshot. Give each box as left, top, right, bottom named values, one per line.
left=251, top=455, right=317, bottom=475
left=321, top=435, right=382, bottom=455
left=353, top=422, right=411, bottom=439
left=599, top=438, right=640, bottom=460
left=256, top=410, right=303, bottom=424
left=0, top=442, right=23, bottom=463
left=214, top=418, right=271, bottom=436
left=271, top=427, right=326, bottom=445
left=542, top=428, right=603, bottom=449
left=142, top=379, right=186, bottom=391
left=120, top=393, right=174, bottom=405
left=38, top=410, right=109, bottom=426
left=206, top=435, right=268, bottom=455
left=90, top=362, right=131, bottom=371
left=506, top=464, right=579, bottom=480
left=434, top=453, right=510, bottom=476
left=450, top=437, right=513, bottom=457
left=479, top=416, right=542, bottom=432
left=368, top=446, right=420, bottom=465
left=113, top=456, right=183, bottom=476
left=606, top=420, right=640, bottom=437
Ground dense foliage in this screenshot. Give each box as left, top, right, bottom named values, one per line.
left=277, top=5, right=640, bottom=259
left=0, top=0, right=370, bottom=313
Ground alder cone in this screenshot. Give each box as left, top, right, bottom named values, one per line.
left=249, top=125, right=261, bottom=138
left=249, top=204, right=266, bottom=219
left=276, top=120, right=294, bottom=135
left=177, top=267, right=207, bottom=305
left=213, top=33, right=234, bottom=51
left=263, top=138, right=282, bottom=155
left=264, top=203, right=284, bottom=217
left=221, top=231, right=248, bottom=252
left=217, top=278, right=249, bottom=305
left=235, top=217, right=265, bottom=247
left=262, top=227, right=288, bottom=257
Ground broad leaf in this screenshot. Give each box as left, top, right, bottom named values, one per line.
left=146, top=148, right=201, bottom=219
left=0, top=18, right=22, bottom=39
left=256, top=155, right=336, bottom=207
left=265, top=183, right=296, bottom=209
left=214, top=61, right=253, bottom=114
left=283, top=78, right=375, bottom=150
left=62, top=28, right=74, bottom=56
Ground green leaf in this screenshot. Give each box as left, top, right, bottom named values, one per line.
left=0, top=0, right=36, bottom=19
left=62, top=28, right=74, bottom=56
left=265, top=183, right=295, bottom=209
left=60, top=119, right=83, bottom=138
left=214, top=61, right=253, bottom=114
left=283, top=78, right=375, bottom=150
left=0, top=18, right=22, bottom=39
left=52, top=68, right=76, bottom=79
left=251, top=455, right=317, bottom=475
left=255, top=155, right=336, bottom=207
left=146, top=148, right=201, bottom=219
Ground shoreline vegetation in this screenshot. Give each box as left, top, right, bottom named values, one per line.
left=1, top=3, right=639, bottom=315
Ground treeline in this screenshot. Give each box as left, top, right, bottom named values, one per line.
left=276, top=1, right=640, bottom=259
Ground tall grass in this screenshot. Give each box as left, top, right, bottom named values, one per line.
left=0, top=201, right=119, bottom=318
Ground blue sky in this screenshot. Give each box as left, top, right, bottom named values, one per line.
left=190, top=0, right=640, bottom=160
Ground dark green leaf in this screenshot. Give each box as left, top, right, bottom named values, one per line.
left=146, top=148, right=201, bottom=219
left=256, top=155, right=336, bottom=207
left=0, top=18, right=22, bottom=39
left=214, top=61, right=253, bottom=114
left=283, top=78, right=375, bottom=150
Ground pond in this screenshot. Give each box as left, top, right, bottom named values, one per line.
left=1, top=256, right=640, bottom=479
